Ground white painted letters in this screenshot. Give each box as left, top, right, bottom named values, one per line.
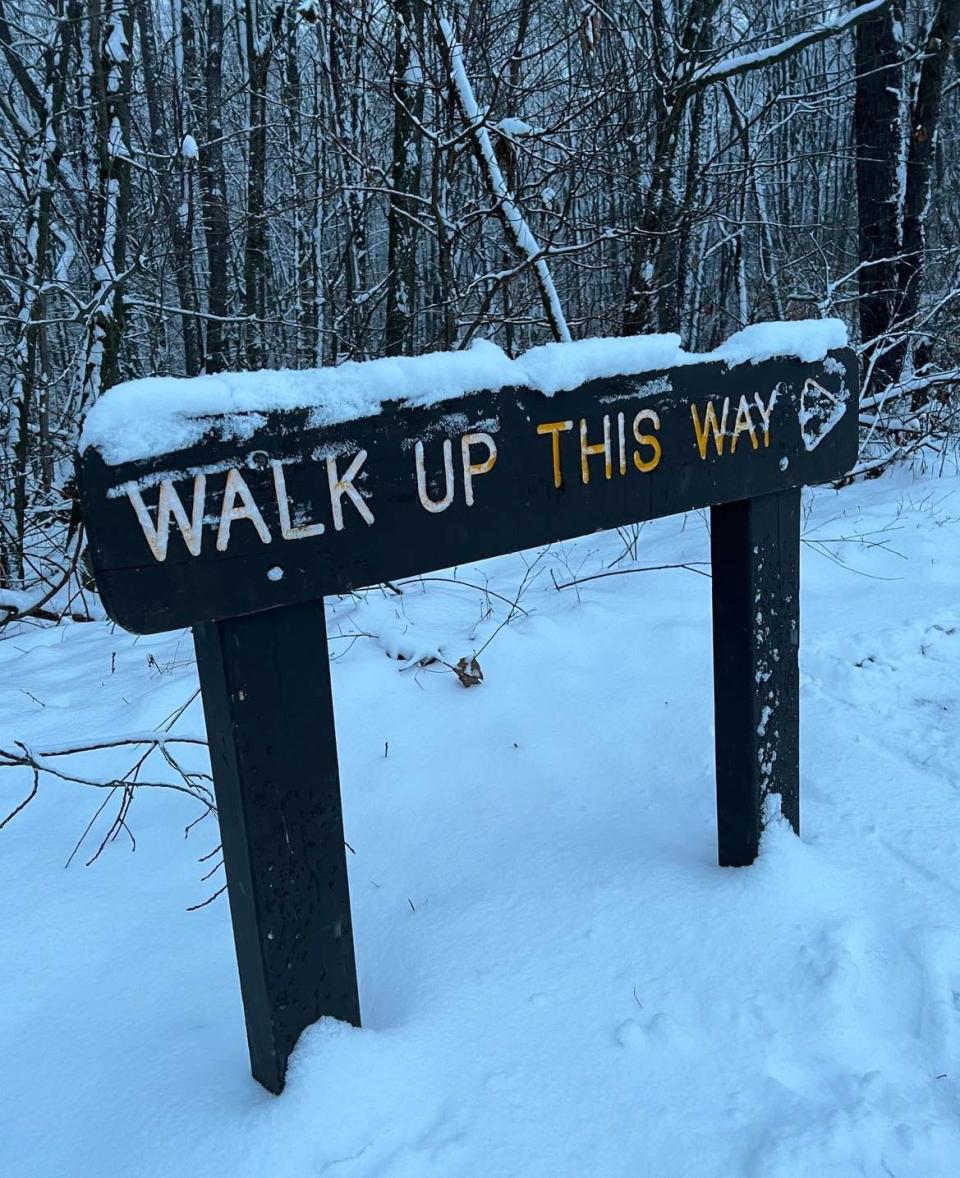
left=415, top=439, right=455, bottom=513
left=271, top=460, right=325, bottom=539
left=127, top=475, right=206, bottom=561
left=327, top=451, right=375, bottom=530
left=217, top=468, right=272, bottom=551
left=121, top=379, right=789, bottom=566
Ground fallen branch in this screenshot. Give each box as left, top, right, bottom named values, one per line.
left=0, top=717, right=216, bottom=879
left=396, top=575, right=531, bottom=616
left=551, top=563, right=711, bottom=591
left=0, top=738, right=215, bottom=811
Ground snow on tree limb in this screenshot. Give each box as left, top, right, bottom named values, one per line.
left=685, top=0, right=890, bottom=91
left=436, top=15, right=571, bottom=344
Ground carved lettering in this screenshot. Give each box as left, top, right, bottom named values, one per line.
left=461, top=433, right=498, bottom=507
left=536, top=420, right=573, bottom=489
left=754, top=388, right=778, bottom=446
left=580, top=415, right=612, bottom=484
left=730, top=395, right=759, bottom=454
left=632, top=409, right=662, bottom=473
left=272, top=461, right=325, bottom=539
left=415, top=439, right=455, bottom=513
left=127, top=475, right=206, bottom=562
left=327, top=451, right=375, bottom=530
left=217, top=468, right=272, bottom=551
left=691, top=398, right=730, bottom=459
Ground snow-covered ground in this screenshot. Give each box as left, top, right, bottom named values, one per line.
left=2, top=466, right=959, bottom=1176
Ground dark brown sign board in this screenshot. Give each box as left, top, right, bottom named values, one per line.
left=78, top=348, right=859, bottom=1093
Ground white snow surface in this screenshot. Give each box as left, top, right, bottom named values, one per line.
left=2, top=465, right=959, bottom=1176
left=81, top=320, right=848, bottom=465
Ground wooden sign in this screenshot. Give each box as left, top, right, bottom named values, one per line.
left=81, top=354, right=855, bottom=633
left=77, top=347, right=858, bottom=1094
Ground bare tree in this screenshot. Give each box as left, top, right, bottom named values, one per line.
left=0, top=0, right=957, bottom=603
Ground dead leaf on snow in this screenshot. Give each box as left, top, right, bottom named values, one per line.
left=452, top=656, right=483, bottom=688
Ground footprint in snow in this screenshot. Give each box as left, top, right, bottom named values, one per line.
left=615, top=1012, right=686, bottom=1050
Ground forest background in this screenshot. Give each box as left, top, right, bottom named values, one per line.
left=0, top=0, right=956, bottom=614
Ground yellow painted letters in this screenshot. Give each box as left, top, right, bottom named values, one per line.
left=461, top=432, right=498, bottom=506
left=753, top=388, right=777, bottom=446
left=536, top=420, right=573, bottom=488
left=691, top=397, right=730, bottom=459
left=632, top=409, right=662, bottom=473
left=730, top=395, right=759, bottom=454
left=580, top=415, right=612, bottom=484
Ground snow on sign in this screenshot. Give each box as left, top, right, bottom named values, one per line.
left=79, top=334, right=857, bottom=633
left=77, top=327, right=858, bottom=1095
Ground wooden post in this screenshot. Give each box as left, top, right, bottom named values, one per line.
left=710, top=489, right=800, bottom=867
left=193, top=599, right=361, bottom=1094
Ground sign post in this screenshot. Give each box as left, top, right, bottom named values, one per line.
left=193, top=600, right=360, bottom=1094
left=711, top=489, right=801, bottom=866
left=78, top=345, right=858, bottom=1092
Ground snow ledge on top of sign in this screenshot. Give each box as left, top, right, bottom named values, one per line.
left=81, top=318, right=847, bottom=466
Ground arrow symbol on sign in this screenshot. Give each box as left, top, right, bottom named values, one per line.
left=799, top=377, right=848, bottom=452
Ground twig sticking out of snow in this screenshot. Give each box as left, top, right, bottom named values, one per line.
left=0, top=727, right=216, bottom=876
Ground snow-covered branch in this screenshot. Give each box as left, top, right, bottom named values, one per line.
left=436, top=15, right=571, bottom=344
left=685, top=1, right=889, bottom=91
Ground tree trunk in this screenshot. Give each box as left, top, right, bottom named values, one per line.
left=854, top=2, right=902, bottom=391
left=384, top=0, right=425, bottom=356
left=184, top=0, right=231, bottom=373
left=243, top=1, right=280, bottom=370
left=137, top=0, right=203, bottom=375
left=897, top=0, right=960, bottom=383
left=0, top=0, right=75, bottom=582
left=81, top=0, right=133, bottom=407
